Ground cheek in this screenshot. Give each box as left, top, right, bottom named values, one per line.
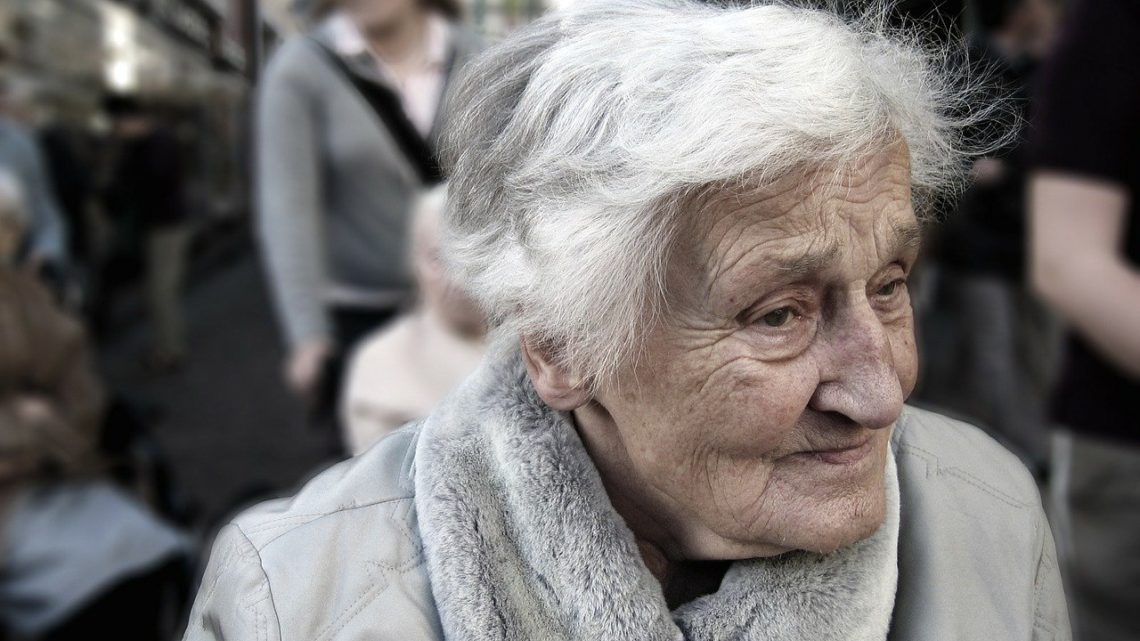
left=645, top=340, right=821, bottom=458
left=888, top=313, right=918, bottom=398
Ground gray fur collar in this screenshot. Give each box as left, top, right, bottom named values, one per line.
left=414, top=340, right=899, bottom=640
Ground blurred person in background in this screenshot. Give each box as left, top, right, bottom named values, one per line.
left=0, top=71, right=68, bottom=281
left=38, top=118, right=97, bottom=278
left=1028, top=2, right=1140, bottom=640
left=257, top=0, right=481, bottom=444
left=920, top=0, right=1059, bottom=473
left=99, top=95, right=192, bottom=373
left=0, top=171, right=102, bottom=469
left=0, top=169, right=189, bottom=641
left=340, top=184, right=485, bottom=455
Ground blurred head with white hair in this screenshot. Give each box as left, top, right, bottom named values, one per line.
left=410, top=184, right=485, bottom=339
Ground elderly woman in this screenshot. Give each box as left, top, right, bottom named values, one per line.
left=185, top=2, right=1069, bottom=640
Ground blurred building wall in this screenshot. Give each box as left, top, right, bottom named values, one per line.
left=0, top=0, right=281, bottom=222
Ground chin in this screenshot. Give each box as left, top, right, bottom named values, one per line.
left=791, top=492, right=887, bottom=554
left=795, top=471, right=889, bottom=554
left=770, top=432, right=892, bottom=553
left=716, top=465, right=889, bottom=557
left=692, top=490, right=887, bottom=560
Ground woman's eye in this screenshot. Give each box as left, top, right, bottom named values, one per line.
left=760, top=307, right=793, bottom=327
left=877, top=279, right=904, bottom=297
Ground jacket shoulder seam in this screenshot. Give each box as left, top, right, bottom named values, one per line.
left=248, top=495, right=416, bottom=550
left=242, top=493, right=414, bottom=533
left=233, top=523, right=284, bottom=640
left=895, top=442, right=1034, bottom=510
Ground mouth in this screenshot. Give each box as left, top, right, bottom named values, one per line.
left=793, top=433, right=876, bottom=466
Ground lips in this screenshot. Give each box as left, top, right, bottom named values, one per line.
left=791, top=432, right=876, bottom=466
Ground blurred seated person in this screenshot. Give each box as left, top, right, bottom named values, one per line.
left=0, top=170, right=102, bottom=447
left=341, top=185, right=485, bottom=455
left=0, top=170, right=188, bottom=641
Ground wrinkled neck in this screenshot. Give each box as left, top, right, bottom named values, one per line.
left=571, top=402, right=688, bottom=564
left=579, top=409, right=731, bottom=608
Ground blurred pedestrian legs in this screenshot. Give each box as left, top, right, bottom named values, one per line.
left=145, top=225, right=192, bottom=367
left=1049, top=433, right=1140, bottom=641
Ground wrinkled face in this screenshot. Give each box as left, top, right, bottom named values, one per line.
left=590, top=145, right=920, bottom=557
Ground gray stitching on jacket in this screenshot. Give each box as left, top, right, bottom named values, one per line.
left=251, top=497, right=416, bottom=549
left=242, top=494, right=416, bottom=534
left=234, top=525, right=284, bottom=640
left=896, top=442, right=1032, bottom=509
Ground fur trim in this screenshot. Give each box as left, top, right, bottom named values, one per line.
left=415, top=339, right=898, bottom=640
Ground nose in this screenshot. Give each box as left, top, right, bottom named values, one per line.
left=809, top=296, right=904, bottom=430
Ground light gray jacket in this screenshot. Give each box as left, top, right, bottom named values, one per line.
left=185, top=346, right=1069, bottom=641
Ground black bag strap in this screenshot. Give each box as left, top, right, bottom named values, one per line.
left=309, top=38, right=446, bottom=186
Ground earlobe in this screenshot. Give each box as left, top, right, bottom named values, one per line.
left=519, top=336, right=591, bottom=410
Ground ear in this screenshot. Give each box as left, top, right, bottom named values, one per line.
left=519, top=336, right=591, bottom=411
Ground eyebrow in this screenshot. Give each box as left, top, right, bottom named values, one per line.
left=888, top=221, right=924, bottom=260
left=768, top=220, right=924, bottom=277
left=772, top=239, right=842, bottom=279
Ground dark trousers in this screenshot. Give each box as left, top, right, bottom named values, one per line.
left=1051, top=432, right=1140, bottom=641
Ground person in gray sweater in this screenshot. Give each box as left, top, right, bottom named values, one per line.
left=256, top=0, right=480, bottom=414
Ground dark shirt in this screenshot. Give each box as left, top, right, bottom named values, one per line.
left=938, top=35, right=1037, bottom=281
left=1029, top=0, right=1140, bottom=445
left=39, top=127, right=93, bottom=259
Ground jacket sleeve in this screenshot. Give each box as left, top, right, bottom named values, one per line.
left=255, top=41, right=330, bottom=348
left=1031, top=502, right=1072, bottom=641
left=184, top=524, right=282, bottom=641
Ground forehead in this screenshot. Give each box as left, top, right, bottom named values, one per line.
left=682, top=146, right=917, bottom=289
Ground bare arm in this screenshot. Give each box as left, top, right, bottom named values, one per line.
left=1030, top=172, right=1140, bottom=378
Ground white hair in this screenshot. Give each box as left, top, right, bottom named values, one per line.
left=440, top=0, right=994, bottom=389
